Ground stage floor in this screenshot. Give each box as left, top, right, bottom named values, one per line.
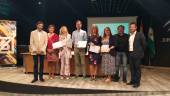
left=0, top=66, right=170, bottom=91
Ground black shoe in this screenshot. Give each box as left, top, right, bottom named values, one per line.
left=31, top=79, right=38, bottom=83
left=39, top=79, right=45, bottom=82
left=123, top=79, right=127, bottom=83
left=75, top=75, right=79, bottom=78
left=112, top=79, right=119, bottom=82
left=133, top=84, right=140, bottom=88
left=113, top=74, right=119, bottom=82
left=127, top=82, right=134, bottom=85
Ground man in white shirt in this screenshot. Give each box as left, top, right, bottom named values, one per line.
left=72, top=20, right=87, bottom=78
left=127, top=22, right=146, bottom=88
left=30, top=21, right=47, bottom=83
left=129, top=31, right=136, bottom=52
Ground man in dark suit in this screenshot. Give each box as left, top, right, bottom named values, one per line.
left=127, top=22, right=146, bottom=88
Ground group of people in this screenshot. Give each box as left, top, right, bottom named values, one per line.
left=29, top=20, right=145, bottom=88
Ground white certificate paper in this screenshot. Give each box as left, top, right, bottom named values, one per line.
left=52, top=41, right=63, bottom=49
left=89, top=45, right=100, bottom=53
left=77, top=41, right=87, bottom=48
left=101, top=45, right=109, bottom=52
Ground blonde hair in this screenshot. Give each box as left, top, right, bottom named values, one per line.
left=59, top=26, right=69, bottom=35
left=90, top=24, right=99, bottom=37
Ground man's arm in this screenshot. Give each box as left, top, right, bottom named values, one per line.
left=41, top=32, right=48, bottom=52
left=30, top=31, right=36, bottom=52
left=140, top=32, right=146, bottom=50
left=84, top=31, right=87, bottom=41
left=72, top=31, right=75, bottom=44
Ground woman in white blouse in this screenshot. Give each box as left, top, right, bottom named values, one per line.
left=59, top=26, right=72, bottom=80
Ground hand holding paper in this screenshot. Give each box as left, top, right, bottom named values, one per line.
left=52, top=41, right=64, bottom=49
left=77, top=41, right=87, bottom=48
left=101, top=45, right=110, bottom=52
left=89, top=45, right=100, bottom=53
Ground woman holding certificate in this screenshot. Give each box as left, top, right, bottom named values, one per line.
left=88, top=25, right=101, bottom=81
left=101, top=27, right=116, bottom=82
left=47, top=25, right=59, bottom=79
left=59, top=26, right=72, bottom=80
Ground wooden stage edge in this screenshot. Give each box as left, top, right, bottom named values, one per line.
left=0, top=66, right=170, bottom=92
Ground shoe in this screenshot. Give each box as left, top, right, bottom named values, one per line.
left=105, top=78, right=111, bottom=82
left=123, top=79, right=127, bottom=83
left=39, top=79, right=45, bottom=82
left=66, top=77, right=70, bottom=80
left=93, top=78, right=97, bottom=81
left=133, top=84, right=140, bottom=88
left=113, top=74, right=119, bottom=82
left=127, top=82, right=134, bottom=85
left=93, top=76, right=96, bottom=81
left=112, top=79, right=119, bottom=82
left=60, top=77, right=64, bottom=80
left=31, top=79, right=38, bottom=83
left=123, top=80, right=127, bottom=83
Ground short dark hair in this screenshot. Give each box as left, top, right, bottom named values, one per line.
left=75, top=19, right=82, bottom=24
left=36, top=21, right=44, bottom=26
left=117, top=25, right=125, bottom=29
left=48, top=24, right=56, bottom=33
left=129, top=22, right=137, bottom=26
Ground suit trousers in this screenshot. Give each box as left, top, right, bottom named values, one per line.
left=129, top=52, right=141, bottom=85
left=33, top=55, right=44, bottom=80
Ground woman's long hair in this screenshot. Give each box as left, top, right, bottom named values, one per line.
left=90, top=24, right=99, bottom=38
left=102, top=27, right=112, bottom=40
left=59, top=26, right=69, bottom=36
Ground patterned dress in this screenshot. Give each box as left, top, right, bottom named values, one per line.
left=101, top=39, right=115, bottom=75
left=59, top=34, right=72, bottom=76
left=88, top=36, right=101, bottom=65
left=47, top=33, right=59, bottom=62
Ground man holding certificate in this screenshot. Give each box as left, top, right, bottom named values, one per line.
left=72, top=20, right=87, bottom=78
left=88, top=25, right=101, bottom=81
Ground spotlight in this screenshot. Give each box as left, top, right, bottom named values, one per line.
left=38, top=1, right=42, bottom=5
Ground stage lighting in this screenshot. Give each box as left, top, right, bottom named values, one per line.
left=38, top=1, right=42, bottom=5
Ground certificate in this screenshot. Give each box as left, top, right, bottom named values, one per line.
left=89, top=45, right=100, bottom=53
left=77, top=41, right=87, bottom=48
left=52, top=41, right=64, bottom=49
left=66, top=39, right=72, bottom=48
left=101, top=45, right=110, bottom=52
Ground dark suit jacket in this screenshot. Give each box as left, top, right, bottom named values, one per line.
left=129, top=32, right=146, bottom=58
left=109, top=35, right=116, bottom=56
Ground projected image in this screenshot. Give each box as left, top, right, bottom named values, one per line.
left=87, top=17, right=137, bottom=36
left=94, top=23, right=129, bottom=36
left=0, top=20, right=17, bottom=65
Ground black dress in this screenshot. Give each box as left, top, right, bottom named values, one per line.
left=88, top=36, right=101, bottom=65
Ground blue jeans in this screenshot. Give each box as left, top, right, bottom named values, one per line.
left=115, top=52, right=127, bottom=81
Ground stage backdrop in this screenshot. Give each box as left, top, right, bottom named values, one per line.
left=87, top=17, right=137, bottom=36
left=0, top=20, right=16, bottom=65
